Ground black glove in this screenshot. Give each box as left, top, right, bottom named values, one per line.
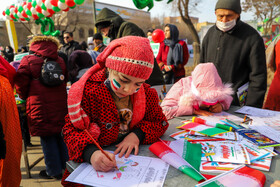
left=0, top=121, right=6, bottom=160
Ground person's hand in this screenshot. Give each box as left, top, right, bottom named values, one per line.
left=114, top=132, right=140, bottom=158
left=158, top=62, right=164, bottom=69
left=194, top=109, right=213, bottom=116
left=271, top=180, right=280, bottom=187
left=164, top=65, right=172, bottom=72
left=90, top=150, right=117, bottom=172
left=209, top=103, right=223, bottom=113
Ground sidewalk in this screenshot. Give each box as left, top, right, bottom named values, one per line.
left=20, top=136, right=62, bottom=187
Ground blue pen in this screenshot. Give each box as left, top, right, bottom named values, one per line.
left=220, top=120, right=242, bottom=130
left=251, top=153, right=270, bottom=163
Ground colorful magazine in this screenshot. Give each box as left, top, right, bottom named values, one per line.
left=237, top=129, right=280, bottom=148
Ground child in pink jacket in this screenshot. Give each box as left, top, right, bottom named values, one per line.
left=161, top=63, right=233, bottom=120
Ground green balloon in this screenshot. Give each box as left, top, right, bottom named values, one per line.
left=59, top=0, right=65, bottom=3
left=69, top=4, right=76, bottom=9
left=25, top=18, right=31, bottom=21
left=41, top=3, right=47, bottom=11
left=18, top=6, right=23, bottom=13
left=5, top=9, right=10, bottom=16
left=32, top=0, right=37, bottom=7
left=37, top=13, right=44, bottom=18
left=132, top=0, right=154, bottom=11
left=52, top=6, right=61, bottom=12
left=28, top=0, right=32, bottom=2
left=26, top=10, right=32, bottom=16
left=51, top=30, right=60, bottom=37
left=74, top=0, right=85, bottom=5
left=14, top=14, right=19, bottom=19
left=35, top=18, right=46, bottom=34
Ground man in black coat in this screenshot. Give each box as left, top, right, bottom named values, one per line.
left=60, top=32, right=81, bottom=59
left=200, top=0, right=267, bottom=108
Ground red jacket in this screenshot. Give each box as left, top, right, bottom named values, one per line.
left=62, top=69, right=168, bottom=186
left=156, top=40, right=189, bottom=81
left=14, top=36, right=68, bottom=136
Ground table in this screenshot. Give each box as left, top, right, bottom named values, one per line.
left=67, top=106, right=280, bottom=187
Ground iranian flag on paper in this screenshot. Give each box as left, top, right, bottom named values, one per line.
left=149, top=140, right=206, bottom=182
left=177, top=122, right=229, bottom=137
left=196, top=165, right=266, bottom=187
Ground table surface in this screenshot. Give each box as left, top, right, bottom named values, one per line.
left=67, top=106, right=280, bottom=187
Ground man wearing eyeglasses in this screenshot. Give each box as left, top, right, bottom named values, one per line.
left=60, top=32, right=81, bottom=60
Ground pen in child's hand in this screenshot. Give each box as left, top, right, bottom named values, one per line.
left=84, top=129, right=119, bottom=170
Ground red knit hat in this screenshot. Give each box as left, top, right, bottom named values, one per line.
left=97, top=36, right=154, bottom=80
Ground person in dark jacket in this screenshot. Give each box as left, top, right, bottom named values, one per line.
left=2, top=46, right=14, bottom=62
left=95, top=8, right=164, bottom=86
left=200, top=0, right=267, bottom=108
left=68, top=50, right=94, bottom=83
left=14, top=36, right=69, bottom=180
left=60, top=32, right=81, bottom=59
left=92, top=33, right=107, bottom=53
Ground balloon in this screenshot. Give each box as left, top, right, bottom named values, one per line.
left=59, top=0, right=65, bottom=3
left=22, top=10, right=28, bottom=18
left=27, top=2, right=33, bottom=9
left=42, top=9, right=50, bottom=16
left=37, top=12, right=44, bottom=18
left=37, top=0, right=43, bottom=6
left=74, top=0, right=85, bottom=5
left=65, top=0, right=75, bottom=7
left=47, top=8, right=55, bottom=15
left=2, top=11, right=5, bottom=16
left=69, top=4, right=76, bottom=9
left=18, top=6, right=24, bottom=13
left=45, top=0, right=53, bottom=9
left=31, top=7, right=37, bottom=14
left=17, top=12, right=24, bottom=18
left=58, top=1, right=68, bottom=10
left=32, top=14, right=39, bottom=20
left=52, top=6, right=61, bottom=12
left=15, top=7, right=18, bottom=14
left=32, top=0, right=37, bottom=7
left=5, top=9, right=10, bottom=15
left=152, top=29, right=165, bottom=43
left=132, top=0, right=154, bottom=11
left=50, top=0, right=58, bottom=6
left=41, top=3, right=47, bottom=10
left=26, top=9, right=32, bottom=16
left=35, top=5, right=42, bottom=13
left=62, top=7, right=69, bottom=12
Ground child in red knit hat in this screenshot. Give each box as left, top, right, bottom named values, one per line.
left=62, top=36, right=169, bottom=186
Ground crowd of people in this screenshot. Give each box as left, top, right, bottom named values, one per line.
left=0, top=0, right=280, bottom=186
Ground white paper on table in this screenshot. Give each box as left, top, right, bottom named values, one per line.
left=66, top=154, right=169, bottom=187
left=235, top=106, right=280, bottom=117
left=248, top=115, right=280, bottom=143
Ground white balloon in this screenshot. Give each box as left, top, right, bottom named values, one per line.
left=5, top=15, right=12, bottom=20
left=31, top=7, right=37, bottom=14
left=42, top=9, right=50, bottom=16
left=45, top=0, right=52, bottom=9
left=58, top=1, right=68, bottom=10
left=36, top=0, right=43, bottom=6
left=10, top=8, right=15, bottom=14
left=17, top=12, right=24, bottom=18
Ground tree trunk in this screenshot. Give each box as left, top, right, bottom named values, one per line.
left=178, top=0, right=200, bottom=66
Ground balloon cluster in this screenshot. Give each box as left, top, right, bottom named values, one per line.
left=133, top=0, right=173, bottom=11
left=2, top=0, right=85, bottom=36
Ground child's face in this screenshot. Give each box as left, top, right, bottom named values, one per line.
left=108, top=69, right=145, bottom=98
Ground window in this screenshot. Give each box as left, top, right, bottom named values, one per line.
left=79, top=28, right=85, bottom=39
left=88, top=28, right=94, bottom=36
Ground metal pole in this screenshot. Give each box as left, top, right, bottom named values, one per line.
left=92, top=0, right=97, bottom=33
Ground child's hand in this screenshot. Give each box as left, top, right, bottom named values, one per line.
left=114, top=132, right=140, bottom=158
left=164, top=65, right=172, bottom=72
left=209, top=103, right=223, bottom=113
left=194, top=109, right=213, bottom=116
left=271, top=180, right=280, bottom=187
left=90, top=150, right=117, bottom=172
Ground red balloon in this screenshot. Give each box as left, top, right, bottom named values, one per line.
left=22, top=10, right=28, bottom=18
left=27, top=2, right=32, bottom=10
left=35, top=5, right=42, bottom=13
left=62, top=7, right=69, bottom=12
left=2, top=11, right=5, bottom=16
left=152, top=29, right=165, bottom=43
left=50, top=0, right=58, bottom=6
left=65, top=0, right=75, bottom=7
left=47, top=8, right=55, bottom=14
left=15, top=7, right=18, bottom=14
left=32, top=14, right=39, bottom=20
